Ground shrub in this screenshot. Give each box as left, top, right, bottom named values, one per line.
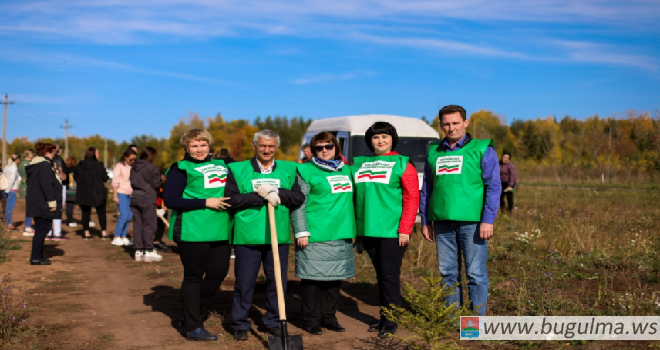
left=0, top=276, right=35, bottom=347
left=383, top=275, right=474, bottom=350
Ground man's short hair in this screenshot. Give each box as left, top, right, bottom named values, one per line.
left=253, top=130, right=281, bottom=146
left=439, top=105, right=467, bottom=121
left=301, top=143, right=311, bottom=150
left=502, top=151, right=512, bottom=158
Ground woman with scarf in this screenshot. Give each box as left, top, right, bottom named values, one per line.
left=25, top=142, right=63, bottom=265
left=352, top=122, right=419, bottom=337
left=291, top=131, right=356, bottom=336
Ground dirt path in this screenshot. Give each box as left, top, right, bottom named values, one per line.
left=4, top=199, right=417, bottom=350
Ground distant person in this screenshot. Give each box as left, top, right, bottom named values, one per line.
left=213, top=148, right=235, bottom=164
left=26, top=142, right=62, bottom=265
left=47, top=145, right=67, bottom=240
left=65, top=156, right=78, bottom=227
left=300, top=143, right=312, bottom=163
left=420, top=104, right=501, bottom=317
left=75, top=147, right=110, bottom=239
left=3, top=154, right=21, bottom=230
left=111, top=148, right=137, bottom=246
left=19, top=149, right=35, bottom=236
left=499, top=152, right=516, bottom=214
left=153, top=173, right=169, bottom=252
left=130, top=146, right=162, bottom=262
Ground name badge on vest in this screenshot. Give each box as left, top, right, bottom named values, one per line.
left=195, top=164, right=228, bottom=188
left=252, top=178, right=281, bottom=191
left=355, top=160, right=395, bottom=184
left=327, top=175, right=352, bottom=193
left=435, top=156, right=463, bottom=175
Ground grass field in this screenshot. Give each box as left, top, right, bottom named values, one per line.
left=355, top=184, right=660, bottom=348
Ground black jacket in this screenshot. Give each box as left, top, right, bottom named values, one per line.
left=25, top=157, right=63, bottom=220
left=75, top=158, right=109, bottom=207
left=225, top=157, right=305, bottom=211
left=130, top=160, right=161, bottom=206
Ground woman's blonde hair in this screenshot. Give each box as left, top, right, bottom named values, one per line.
left=180, top=129, right=214, bottom=149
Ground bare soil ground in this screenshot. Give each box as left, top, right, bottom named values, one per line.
left=3, top=199, right=425, bottom=350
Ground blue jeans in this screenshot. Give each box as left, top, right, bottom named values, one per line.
left=25, top=217, right=33, bottom=228
left=114, top=194, right=133, bottom=238
left=4, top=191, right=16, bottom=225
left=434, top=221, right=488, bottom=316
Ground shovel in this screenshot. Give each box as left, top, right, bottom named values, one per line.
left=267, top=203, right=304, bottom=350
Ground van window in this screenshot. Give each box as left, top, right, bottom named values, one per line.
left=351, top=136, right=437, bottom=171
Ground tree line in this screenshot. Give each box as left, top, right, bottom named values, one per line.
left=7, top=110, right=660, bottom=181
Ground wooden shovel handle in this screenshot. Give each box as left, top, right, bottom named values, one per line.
left=268, top=203, right=287, bottom=321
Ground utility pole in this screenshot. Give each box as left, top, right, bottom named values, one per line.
left=60, top=119, right=72, bottom=159
left=1, top=94, right=15, bottom=166
left=103, top=138, right=108, bottom=168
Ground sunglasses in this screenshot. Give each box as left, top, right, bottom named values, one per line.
left=314, top=144, right=335, bottom=152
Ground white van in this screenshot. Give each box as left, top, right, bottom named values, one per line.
left=300, top=114, right=440, bottom=190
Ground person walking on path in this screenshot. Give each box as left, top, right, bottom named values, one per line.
left=351, top=121, right=419, bottom=338
left=163, top=129, right=233, bottom=341
left=226, top=129, right=305, bottom=341
left=47, top=145, right=67, bottom=240
left=3, top=154, right=21, bottom=230
left=75, top=147, right=110, bottom=239
left=420, top=104, right=501, bottom=316
left=130, top=147, right=162, bottom=262
left=19, top=149, right=35, bottom=236
left=291, top=131, right=356, bottom=336
left=499, top=152, right=516, bottom=214
left=64, top=157, right=78, bottom=227
left=111, top=148, right=137, bottom=246
left=26, top=142, right=63, bottom=265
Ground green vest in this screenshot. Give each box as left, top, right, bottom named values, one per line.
left=427, top=138, right=493, bottom=222
left=167, top=159, right=232, bottom=242
left=296, top=163, right=357, bottom=243
left=229, top=160, right=297, bottom=245
left=351, top=155, right=408, bottom=238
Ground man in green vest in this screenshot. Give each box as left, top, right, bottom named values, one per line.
left=225, top=129, right=305, bottom=341
left=419, top=105, right=501, bottom=316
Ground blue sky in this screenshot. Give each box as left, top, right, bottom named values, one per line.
left=1, top=0, right=659, bottom=141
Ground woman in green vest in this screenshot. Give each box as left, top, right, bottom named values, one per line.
left=163, top=129, right=233, bottom=342
left=291, top=131, right=356, bottom=336
left=352, top=122, right=419, bottom=338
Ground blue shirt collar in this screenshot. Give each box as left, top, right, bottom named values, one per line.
left=441, top=134, right=468, bottom=151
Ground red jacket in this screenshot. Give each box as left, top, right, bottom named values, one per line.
left=379, top=151, right=419, bottom=235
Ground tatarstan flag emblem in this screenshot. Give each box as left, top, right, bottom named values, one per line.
left=356, top=170, right=388, bottom=179
left=333, top=183, right=351, bottom=191
left=437, top=165, right=460, bottom=173
left=208, top=173, right=227, bottom=184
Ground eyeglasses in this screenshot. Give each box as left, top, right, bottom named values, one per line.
left=314, top=144, right=335, bottom=152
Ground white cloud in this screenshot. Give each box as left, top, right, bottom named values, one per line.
left=291, top=70, right=377, bottom=84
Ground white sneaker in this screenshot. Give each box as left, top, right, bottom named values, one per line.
left=22, top=230, right=35, bottom=237
left=143, top=250, right=163, bottom=262
left=122, top=237, right=133, bottom=246
left=111, top=237, right=124, bottom=246
left=89, top=222, right=96, bottom=228
left=135, top=250, right=144, bottom=262
left=68, top=222, right=78, bottom=228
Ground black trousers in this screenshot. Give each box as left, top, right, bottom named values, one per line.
left=130, top=202, right=156, bottom=250
left=30, top=217, right=52, bottom=261
left=231, top=244, right=289, bottom=331
left=361, top=237, right=407, bottom=327
left=500, top=182, right=514, bottom=213
left=300, top=279, right=341, bottom=327
left=65, top=202, right=76, bottom=222
left=81, top=203, right=107, bottom=231
left=177, top=240, right=231, bottom=332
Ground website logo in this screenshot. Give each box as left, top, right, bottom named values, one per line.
left=461, top=316, right=480, bottom=338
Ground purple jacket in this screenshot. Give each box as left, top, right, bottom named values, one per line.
left=420, top=134, right=501, bottom=225
left=499, top=162, right=516, bottom=187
